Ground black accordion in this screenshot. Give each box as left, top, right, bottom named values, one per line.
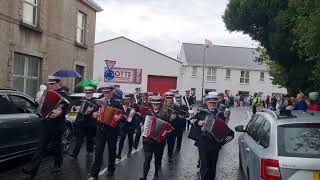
left=76, top=99, right=97, bottom=121
left=201, top=112, right=234, bottom=144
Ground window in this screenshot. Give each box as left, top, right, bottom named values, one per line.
left=12, top=53, right=41, bottom=98
left=23, top=0, right=39, bottom=26
left=207, top=68, right=216, bottom=82
left=259, top=121, right=271, bottom=148
left=0, top=95, right=18, bottom=114
left=192, top=66, right=197, bottom=77
left=77, top=11, right=86, bottom=44
left=246, top=115, right=258, bottom=135
left=249, top=116, right=266, bottom=142
left=226, top=69, right=231, bottom=79
left=260, top=72, right=265, bottom=81
left=240, top=70, right=249, bottom=84
left=9, top=95, right=37, bottom=113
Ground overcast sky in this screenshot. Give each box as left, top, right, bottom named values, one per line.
left=94, top=0, right=259, bottom=58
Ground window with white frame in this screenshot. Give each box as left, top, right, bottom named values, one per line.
left=260, top=71, right=265, bottom=81
left=23, top=0, right=39, bottom=26
left=12, top=53, right=41, bottom=98
left=240, top=70, right=250, bottom=84
left=226, top=69, right=231, bottom=79
left=207, top=67, right=216, bottom=82
left=76, top=11, right=86, bottom=44
left=192, top=66, right=197, bottom=77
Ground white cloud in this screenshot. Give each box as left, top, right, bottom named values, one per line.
left=94, top=0, right=259, bottom=58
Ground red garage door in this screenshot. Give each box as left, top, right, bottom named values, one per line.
left=147, top=75, right=177, bottom=95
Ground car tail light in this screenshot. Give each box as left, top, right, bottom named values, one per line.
left=261, top=159, right=282, bottom=180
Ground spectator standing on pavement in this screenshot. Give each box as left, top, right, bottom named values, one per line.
left=252, top=93, right=258, bottom=114
left=270, top=95, right=277, bottom=111
left=309, top=92, right=319, bottom=111
left=293, top=93, right=308, bottom=111
left=280, top=97, right=294, bottom=115
left=23, top=76, right=70, bottom=177
left=265, top=95, right=270, bottom=109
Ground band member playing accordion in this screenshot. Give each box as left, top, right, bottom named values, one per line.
left=140, top=95, right=173, bottom=180
left=23, top=76, right=70, bottom=177
left=133, top=92, right=151, bottom=149
left=191, top=94, right=234, bottom=180
left=117, top=93, right=140, bottom=159
left=69, top=86, right=97, bottom=159
left=89, top=85, right=124, bottom=180
left=162, top=91, right=180, bottom=161
left=174, top=94, right=189, bottom=152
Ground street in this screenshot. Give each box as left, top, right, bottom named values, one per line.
left=0, top=108, right=250, bottom=180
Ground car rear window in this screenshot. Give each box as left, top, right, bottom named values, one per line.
left=278, top=123, right=320, bottom=158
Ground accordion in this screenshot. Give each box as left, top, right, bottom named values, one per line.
left=125, top=107, right=136, bottom=123
left=143, top=115, right=173, bottom=143
left=37, top=90, right=69, bottom=119
left=201, top=113, right=234, bottom=144
left=76, top=99, right=97, bottom=121
left=138, top=105, right=150, bottom=118
left=97, top=105, right=123, bottom=127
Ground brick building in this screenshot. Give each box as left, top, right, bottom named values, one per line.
left=0, top=0, right=102, bottom=97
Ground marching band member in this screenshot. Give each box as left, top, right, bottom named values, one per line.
left=174, top=94, right=189, bottom=152
left=133, top=92, right=150, bottom=149
left=88, top=85, right=124, bottom=180
left=69, top=86, right=97, bottom=159
left=117, top=93, right=139, bottom=159
left=162, top=91, right=180, bottom=161
left=140, top=96, right=166, bottom=180
left=23, top=76, right=69, bottom=177
left=192, top=94, right=234, bottom=180
left=183, top=90, right=195, bottom=130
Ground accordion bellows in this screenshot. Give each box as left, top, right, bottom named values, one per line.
left=202, top=114, right=230, bottom=143
left=143, top=115, right=173, bottom=143
left=37, top=90, right=64, bottom=119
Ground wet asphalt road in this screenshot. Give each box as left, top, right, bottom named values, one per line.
left=0, top=108, right=250, bottom=180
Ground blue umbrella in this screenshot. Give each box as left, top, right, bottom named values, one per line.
left=54, top=70, right=82, bottom=78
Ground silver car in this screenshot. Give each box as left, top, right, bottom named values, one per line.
left=235, top=110, right=320, bottom=180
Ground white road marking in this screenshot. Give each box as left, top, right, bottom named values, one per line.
left=98, top=146, right=143, bottom=176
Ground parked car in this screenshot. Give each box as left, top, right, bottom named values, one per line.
left=235, top=109, right=320, bottom=180
left=0, top=89, right=73, bottom=163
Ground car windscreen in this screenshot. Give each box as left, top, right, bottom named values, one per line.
left=278, top=123, right=320, bottom=158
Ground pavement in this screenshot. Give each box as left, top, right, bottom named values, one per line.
left=0, top=108, right=251, bottom=180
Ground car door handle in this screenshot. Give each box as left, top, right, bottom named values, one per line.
left=245, top=148, right=250, bottom=152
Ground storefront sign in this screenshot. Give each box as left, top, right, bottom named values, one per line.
left=104, top=67, right=142, bottom=84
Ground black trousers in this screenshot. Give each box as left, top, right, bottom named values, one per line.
left=253, top=106, right=257, bottom=114
left=72, top=125, right=95, bottom=157
left=174, top=130, right=183, bottom=150
left=117, top=128, right=134, bottom=156
left=133, top=126, right=142, bottom=147
left=142, top=142, right=165, bottom=178
left=166, top=132, right=175, bottom=158
left=90, top=125, right=117, bottom=178
left=186, top=120, right=191, bottom=130
left=24, top=129, right=63, bottom=175
left=198, top=146, right=220, bottom=180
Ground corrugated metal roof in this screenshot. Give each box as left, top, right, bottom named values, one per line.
left=182, top=43, right=266, bottom=70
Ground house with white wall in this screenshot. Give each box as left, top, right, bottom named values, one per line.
left=178, top=43, right=287, bottom=101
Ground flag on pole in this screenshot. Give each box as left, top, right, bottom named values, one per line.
left=205, top=39, right=213, bottom=48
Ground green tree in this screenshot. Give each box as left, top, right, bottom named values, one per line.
left=223, top=0, right=320, bottom=94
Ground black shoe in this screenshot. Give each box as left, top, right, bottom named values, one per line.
left=87, top=152, right=93, bottom=156
left=51, top=167, right=62, bottom=174
left=107, top=170, right=115, bottom=176
left=175, top=148, right=181, bottom=152
left=116, top=154, right=121, bottom=159
left=127, top=151, right=132, bottom=158
left=69, top=153, right=77, bottom=159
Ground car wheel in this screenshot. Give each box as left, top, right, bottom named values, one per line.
left=62, top=124, right=73, bottom=153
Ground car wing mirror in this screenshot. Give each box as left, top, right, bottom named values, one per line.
left=235, top=125, right=246, bottom=132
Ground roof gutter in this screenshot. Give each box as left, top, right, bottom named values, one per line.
left=80, top=0, right=103, bottom=12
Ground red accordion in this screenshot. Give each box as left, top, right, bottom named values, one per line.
left=202, top=113, right=234, bottom=144
left=97, top=105, right=122, bottom=127
left=37, top=90, right=67, bottom=119
left=143, top=115, right=173, bottom=143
